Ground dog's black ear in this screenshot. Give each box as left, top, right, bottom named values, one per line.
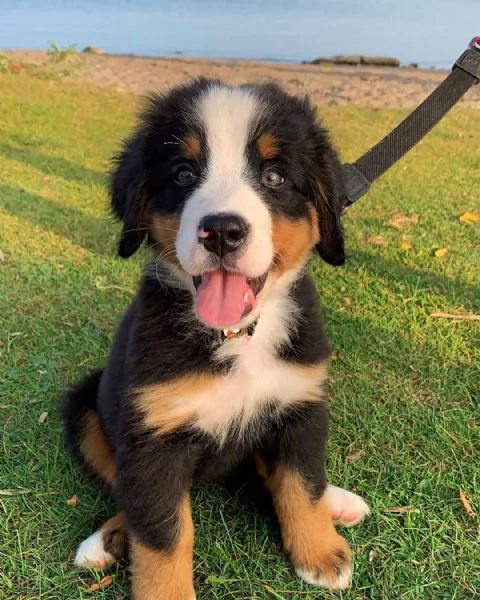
left=312, top=127, right=345, bottom=266
left=110, top=132, right=147, bottom=258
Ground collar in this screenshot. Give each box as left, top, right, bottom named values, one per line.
left=220, top=321, right=257, bottom=342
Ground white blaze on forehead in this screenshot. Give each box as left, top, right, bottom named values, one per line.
left=176, top=84, right=273, bottom=278
left=197, top=85, right=260, bottom=181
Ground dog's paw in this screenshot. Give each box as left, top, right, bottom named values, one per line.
left=74, top=530, right=117, bottom=570
left=294, top=534, right=352, bottom=589
left=325, top=484, right=370, bottom=527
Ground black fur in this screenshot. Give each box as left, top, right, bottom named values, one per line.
left=65, top=270, right=332, bottom=551
left=109, top=79, right=345, bottom=265
left=64, top=79, right=348, bottom=587
left=259, top=401, right=330, bottom=500
left=110, top=80, right=213, bottom=258
left=250, top=82, right=345, bottom=265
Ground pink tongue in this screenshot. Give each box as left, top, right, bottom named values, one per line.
left=195, top=270, right=256, bottom=327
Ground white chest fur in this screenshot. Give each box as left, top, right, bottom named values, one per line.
left=137, top=289, right=328, bottom=442
left=195, top=335, right=327, bottom=440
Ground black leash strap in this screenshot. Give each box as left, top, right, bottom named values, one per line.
left=342, top=36, right=480, bottom=210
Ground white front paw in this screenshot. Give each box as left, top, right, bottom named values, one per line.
left=295, top=563, right=352, bottom=589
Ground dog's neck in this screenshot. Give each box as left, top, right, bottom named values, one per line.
left=148, top=258, right=303, bottom=351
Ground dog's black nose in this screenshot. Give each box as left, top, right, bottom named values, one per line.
left=198, top=213, right=249, bottom=257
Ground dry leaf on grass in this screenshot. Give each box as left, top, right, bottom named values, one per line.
left=459, top=212, right=480, bottom=223
left=59, top=319, right=74, bottom=328
left=66, top=495, right=80, bottom=507
left=383, top=505, right=415, bottom=514
left=330, top=352, right=342, bottom=361
left=346, top=449, right=366, bottom=463
left=343, top=297, right=353, bottom=307
left=386, top=214, right=419, bottom=230
left=37, top=412, right=48, bottom=424
left=459, top=489, right=475, bottom=517
left=401, top=241, right=412, bottom=250
left=434, top=248, right=448, bottom=258
left=0, top=488, right=32, bottom=496
left=87, top=575, right=114, bottom=592
left=431, top=312, right=480, bottom=322
left=367, top=235, right=386, bottom=246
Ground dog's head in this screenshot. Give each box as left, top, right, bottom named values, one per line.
left=111, top=79, right=345, bottom=329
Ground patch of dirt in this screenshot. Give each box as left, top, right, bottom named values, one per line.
left=7, top=50, right=480, bottom=108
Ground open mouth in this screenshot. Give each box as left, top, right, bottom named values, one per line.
left=193, top=270, right=268, bottom=328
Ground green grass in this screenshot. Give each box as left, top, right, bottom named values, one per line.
left=0, top=75, right=479, bottom=600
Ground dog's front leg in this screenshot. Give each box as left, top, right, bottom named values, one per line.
left=119, top=436, right=197, bottom=600
left=129, top=496, right=195, bottom=600
left=257, top=402, right=354, bottom=590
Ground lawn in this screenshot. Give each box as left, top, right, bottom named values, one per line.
left=0, top=74, right=479, bottom=600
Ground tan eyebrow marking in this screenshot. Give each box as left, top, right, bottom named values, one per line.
left=182, top=134, right=201, bottom=161
left=257, top=131, right=279, bottom=160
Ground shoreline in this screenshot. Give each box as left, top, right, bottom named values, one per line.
left=2, top=45, right=453, bottom=70
left=67, top=50, right=449, bottom=71
left=4, top=50, right=479, bottom=109
left=5, top=47, right=451, bottom=72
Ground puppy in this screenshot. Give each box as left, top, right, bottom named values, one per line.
left=64, top=78, right=369, bottom=599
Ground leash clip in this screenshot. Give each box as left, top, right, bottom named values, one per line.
left=471, top=36, right=480, bottom=51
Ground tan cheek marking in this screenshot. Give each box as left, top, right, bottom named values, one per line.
left=134, top=375, right=218, bottom=434
left=271, top=207, right=320, bottom=275
left=130, top=497, right=195, bottom=600
left=260, top=465, right=352, bottom=587
left=182, top=134, right=201, bottom=161
left=80, top=412, right=116, bottom=487
left=150, top=214, right=181, bottom=266
left=257, top=131, right=278, bottom=160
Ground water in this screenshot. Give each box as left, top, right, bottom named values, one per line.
left=1, top=0, right=479, bottom=69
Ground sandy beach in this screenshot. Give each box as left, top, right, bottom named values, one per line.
left=6, top=50, right=480, bottom=109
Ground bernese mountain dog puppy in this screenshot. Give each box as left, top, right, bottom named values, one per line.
left=64, top=78, right=370, bottom=599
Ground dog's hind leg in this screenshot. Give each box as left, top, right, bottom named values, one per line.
left=63, top=369, right=116, bottom=489
left=324, top=484, right=370, bottom=527
left=74, top=511, right=128, bottom=569
left=63, top=370, right=128, bottom=568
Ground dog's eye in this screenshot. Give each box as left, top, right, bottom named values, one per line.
left=262, top=169, right=285, bottom=188
left=174, top=166, right=197, bottom=186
